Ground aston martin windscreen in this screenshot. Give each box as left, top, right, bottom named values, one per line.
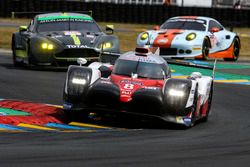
left=36, top=16, right=101, bottom=32
left=160, top=19, right=207, bottom=31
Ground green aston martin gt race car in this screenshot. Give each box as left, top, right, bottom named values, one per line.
left=11, top=12, right=120, bottom=66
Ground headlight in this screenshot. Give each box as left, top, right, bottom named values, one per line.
left=101, top=42, right=112, bottom=49
left=140, top=32, right=148, bottom=40
left=186, top=33, right=196, bottom=41
left=72, top=78, right=87, bottom=85
left=41, top=43, right=54, bottom=50
left=168, top=89, right=185, bottom=97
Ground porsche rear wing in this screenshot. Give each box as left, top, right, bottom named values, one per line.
left=11, top=10, right=93, bottom=18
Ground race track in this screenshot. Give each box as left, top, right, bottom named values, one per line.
left=0, top=53, right=250, bottom=167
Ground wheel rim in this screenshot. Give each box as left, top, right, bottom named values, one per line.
left=202, top=39, right=209, bottom=60
left=233, top=39, right=240, bottom=60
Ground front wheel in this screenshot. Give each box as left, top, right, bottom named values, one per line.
left=201, top=85, right=213, bottom=122
left=12, top=38, right=23, bottom=67
left=190, top=86, right=199, bottom=127
left=224, top=38, right=240, bottom=61
left=201, top=38, right=210, bottom=60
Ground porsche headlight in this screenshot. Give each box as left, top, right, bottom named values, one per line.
left=41, top=43, right=54, bottom=50
left=186, top=33, right=196, bottom=41
left=72, top=78, right=87, bottom=85
left=168, top=89, right=185, bottom=97
left=101, top=42, right=112, bottom=49
left=140, top=32, right=148, bottom=40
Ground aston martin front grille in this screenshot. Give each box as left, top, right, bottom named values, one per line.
left=55, top=48, right=99, bottom=58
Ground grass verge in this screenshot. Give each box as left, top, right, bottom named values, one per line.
left=0, top=18, right=249, bottom=56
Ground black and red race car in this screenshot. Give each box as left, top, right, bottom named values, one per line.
left=63, top=48, right=215, bottom=127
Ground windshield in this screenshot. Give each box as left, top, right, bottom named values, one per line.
left=161, top=19, right=207, bottom=31
left=113, top=59, right=167, bottom=79
left=36, top=19, right=101, bottom=32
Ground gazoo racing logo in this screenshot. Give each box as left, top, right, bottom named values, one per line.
left=66, top=45, right=88, bottom=49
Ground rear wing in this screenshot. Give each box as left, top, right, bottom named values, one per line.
left=97, top=51, right=217, bottom=79
left=11, top=10, right=93, bottom=18
left=165, top=58, right=217, bottom=80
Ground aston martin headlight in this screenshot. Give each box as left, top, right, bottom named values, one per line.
left=140, top=32, right=148, bottom=40
left=47, top=44, right=54, bottom=50
left=101, top=42, right=112, bottom=49
left=168, top=89, right=185, bottom=97
left=41, top=43, right=54, bottom=50
left=186, top=33, right=196, bottom=41
left=41, top=43, right=48, bottom=49
left=72, top=78, right=87, bottom=85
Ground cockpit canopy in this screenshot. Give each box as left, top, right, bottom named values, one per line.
left=112, top=51, right=170, bottom=79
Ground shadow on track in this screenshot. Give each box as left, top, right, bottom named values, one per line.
left=63, top=110, right=196, bottom=130
left=0, top=62, right=68, bottom=72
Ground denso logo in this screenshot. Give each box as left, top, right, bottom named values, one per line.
left=66, top=45, right=88, bottom=49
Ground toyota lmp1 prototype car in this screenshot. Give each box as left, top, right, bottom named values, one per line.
left=11, top=12, right=120, bottom=66
left=63, top=48, right=215, bottom=127
left=137, top=16, right=240, bottom=61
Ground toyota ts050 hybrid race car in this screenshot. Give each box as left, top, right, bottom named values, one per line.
left=137, top=16, right=240, bottom=61
left=11, top=12, right=120, bottom=66
left=62, top=48, right=215, bottom=127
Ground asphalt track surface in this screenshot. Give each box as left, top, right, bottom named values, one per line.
left=0, top=53, right=250, bottom=167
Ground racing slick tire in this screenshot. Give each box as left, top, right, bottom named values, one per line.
left=201, top=37, right=210, bottom=60
left=27, top=45, right=37, bottom=67
left=190, top=85, right=199, bottom=127
left=201, top=84, right=213, bottom=122
left=12, top=36, right=23, bottom=67
left=224, top=37, right=240, bottom=61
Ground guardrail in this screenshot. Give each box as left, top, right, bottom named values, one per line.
left=0, top=0, right=250, bottom=27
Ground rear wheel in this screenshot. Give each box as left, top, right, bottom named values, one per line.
left=224, top=38, right=240, bottom=61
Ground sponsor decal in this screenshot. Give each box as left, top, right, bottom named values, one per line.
left=145, top=87, right=158, bottom=90
left=120, top=80, right=142, bottom=86
left=38, top=15, right=93, bottom=21
left=157, top=39, right=168, bottom=45
left=183, top=118, right=191, bottom=125
left=53, top=35, right=63, bottom=38
left=63, top=103, right=73, bottom=109
left=66, top=45, right=88, bottom=49
left=64, top=31, right=81, bottom=36
left=100, top=80, right=112, bottom=84
left=121, top=90, right=132, bottom=95
left=176, top=116, right=184, bottom=123
left=137, top=57, right=157, bottom=63
left=86, top=34, right=95, bottom=38
left=71, top=34, right=81, bottom=45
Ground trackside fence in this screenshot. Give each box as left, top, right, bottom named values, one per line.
left=0, top=0, right=250, bottom=27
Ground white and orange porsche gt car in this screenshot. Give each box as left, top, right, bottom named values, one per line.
left=137, top=16, right=240, bottom=61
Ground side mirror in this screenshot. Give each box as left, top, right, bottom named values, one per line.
left=211, top=27, right=220, bottom=33
left=19, top=26, right=28, bottom=32
left=153, top=25, right=160, bottom=30
left=77, top=58, right=87, bottom=66
left=106, top=25, right=114, bottom=35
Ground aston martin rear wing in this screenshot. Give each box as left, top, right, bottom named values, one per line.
left=11, top=10, right=93, bottom=18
